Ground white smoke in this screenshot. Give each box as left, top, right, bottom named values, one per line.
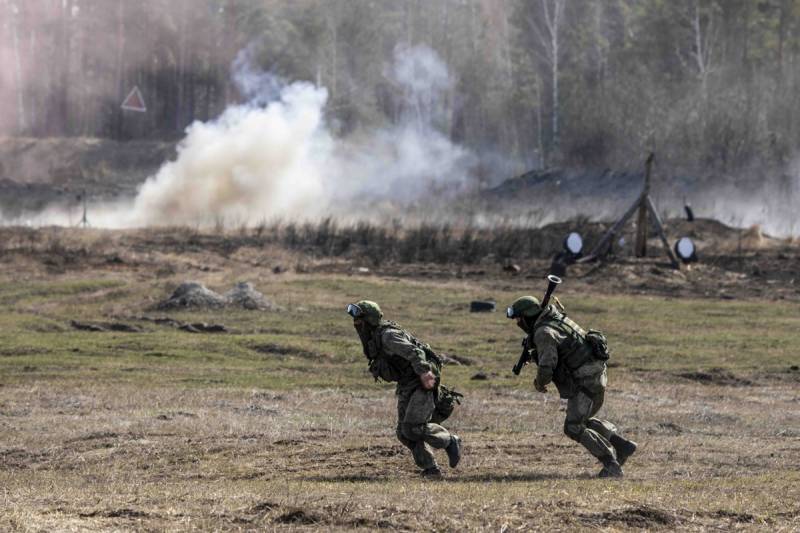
left=94, top=43, right=476, bottom=227
left=127, top=81, right=331, bottom=226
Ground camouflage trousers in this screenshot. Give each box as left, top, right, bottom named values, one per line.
left=563, top=386, right=619, bottom=462
left=396, top=386, right=452, bottom=470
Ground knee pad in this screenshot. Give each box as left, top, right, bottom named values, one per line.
left=564, top=422, right=584, bottom=442
left=401, top=422, right=425, bottom=441
left=586, top=418, right=617, bottom=437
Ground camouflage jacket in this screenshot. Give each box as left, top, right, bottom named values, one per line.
left=530, top=306, right=605, bottom=399
left=367, top=321, right=438, bottom=392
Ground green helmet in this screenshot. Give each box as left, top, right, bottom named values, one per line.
left=346, top=300, right=383, bottom=327
left=506, top=296, right=542, bottom=319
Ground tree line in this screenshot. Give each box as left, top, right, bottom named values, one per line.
left=2, top=0, right=798, bottom=177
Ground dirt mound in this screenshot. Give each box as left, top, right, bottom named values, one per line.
left=275, top=508, right=320, bottom=525
left=578, top=505, right=678, bottom=528
left=157, top=282, right=227, bottom=310
left=0, top=136, right=174, bottom=218
left=224, top=281, right=275, bottom=310
left=157, top=281, right=278, bottom=311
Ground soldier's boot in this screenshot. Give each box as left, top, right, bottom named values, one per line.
left=610, top=434, right=637, bottom=466
left=421, top=466, right=443, bottom=479
left=445, top=435, right=462, bottom=468
left=598, top=457, right=623, bottom=478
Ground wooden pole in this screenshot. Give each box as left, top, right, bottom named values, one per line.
left=645, top=196, right=680, bottom=269
left=577, top=196, right=641, bottom=263
left=634, top=153, right=654, bottom=257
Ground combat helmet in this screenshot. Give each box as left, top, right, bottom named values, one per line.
left=346, top=300, right=383, bottom=327
left=506, top=296, right=542, bottom=319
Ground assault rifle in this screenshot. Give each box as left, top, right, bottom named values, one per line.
left=511, top=274, right=562, bottom=375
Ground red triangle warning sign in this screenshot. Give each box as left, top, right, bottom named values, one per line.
left=121, top=86, right=147, bottom=112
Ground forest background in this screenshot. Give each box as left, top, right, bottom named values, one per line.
left=1, top=0, right=798, bottom=184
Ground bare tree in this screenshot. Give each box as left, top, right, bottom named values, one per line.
left=525, top=0, right=566, bottom=159
left=9, top=1, right=26, bottom=132
left=678, top=0, right=719, bottom=102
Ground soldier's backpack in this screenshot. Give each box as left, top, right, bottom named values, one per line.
left=368, top=323, right=445, bottom=382
left=431, top=385, right=463, bottom=424
left=585, top=329, right=611, bottom=361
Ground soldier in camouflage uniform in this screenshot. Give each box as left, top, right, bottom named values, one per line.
left=347, top=300, right=462, bottom=478
left=506, top=295, right=637, bottom=478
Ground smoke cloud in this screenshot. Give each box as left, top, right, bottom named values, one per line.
left=127, top=81, right=331, bottom=226
left=91, top=43, right=475, bottom=227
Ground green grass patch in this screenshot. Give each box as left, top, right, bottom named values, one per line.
left=1, top=275, right=797, bottom=389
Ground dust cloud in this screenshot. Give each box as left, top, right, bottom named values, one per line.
left=98, top=44, right=475, bottom=227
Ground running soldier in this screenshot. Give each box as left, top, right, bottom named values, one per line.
left=346, top=300, right=462, bottom=478
left=506, top=295, right=637, bottom=477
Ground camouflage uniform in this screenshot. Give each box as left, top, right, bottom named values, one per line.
left=349, top=300, right=461, bottom=475
left=509, top=295, right=637, bottom=476
left=531, top=307, right=619, bottom=462
left=379, top=327, right=454, bottom=471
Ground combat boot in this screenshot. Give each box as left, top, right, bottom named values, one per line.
left=610, top=434, right=638, bottom=466
left=445, top=435, right=462, bottom=468
left=421, top=466, right=443, bottom=479
left=598, top=457, right=623, bottom=478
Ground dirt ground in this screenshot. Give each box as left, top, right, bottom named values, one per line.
left=1, top=226, right=799, bottom=531
left=1, top=217, right=798, bottom=302
left=2, top=375, right=799, bottom=531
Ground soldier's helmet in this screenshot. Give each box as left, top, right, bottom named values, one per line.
left=346, top=300, right=383, bottom=327
left=506, top=296, right=542, bottom=319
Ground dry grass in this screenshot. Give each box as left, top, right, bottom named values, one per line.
left=2, top=378, right=799, bottom=531
left=1, top=227, right=799, bottom=531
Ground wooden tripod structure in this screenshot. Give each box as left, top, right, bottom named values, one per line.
left=578, top=153, right=680, bottom=269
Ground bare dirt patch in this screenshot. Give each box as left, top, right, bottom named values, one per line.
left=577, top=505, right=679, bottom=528
left=676, top=368, right=755, bottom=386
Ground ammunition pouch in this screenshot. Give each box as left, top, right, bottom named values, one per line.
left=431, top=385, right=463, bottom=424
left=585, top=329, right=611, bottom=361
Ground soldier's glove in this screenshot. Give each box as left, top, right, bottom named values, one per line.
left=420, top=371, right=437, bottom=390
left=533, top=376, right=548, bottom=393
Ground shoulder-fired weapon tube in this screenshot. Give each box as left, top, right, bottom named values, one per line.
left=541, top=274, right=562, bottom=309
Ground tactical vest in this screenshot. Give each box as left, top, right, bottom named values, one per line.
left=533, top=310, right=595, bottom=372
left=367, top=322, right=441, bottom=383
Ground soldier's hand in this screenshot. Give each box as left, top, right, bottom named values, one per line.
left=533, top=376, right=548, bottom=393
left=420, top=371, right=437, bottom=390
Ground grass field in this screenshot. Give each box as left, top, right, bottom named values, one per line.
left=2, top=269, right=800, bottom=531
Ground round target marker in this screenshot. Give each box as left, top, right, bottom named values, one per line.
left=674, top=237, right=697, bottom=263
